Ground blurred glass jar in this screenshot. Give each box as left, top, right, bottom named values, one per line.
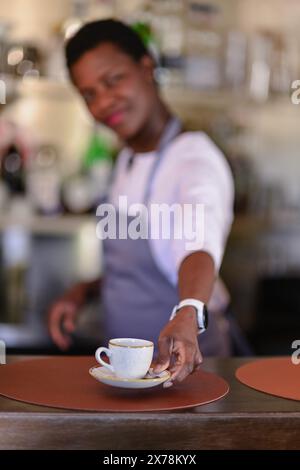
left=1, top=144, right=26, bottom=195
left=184, top=2, right=224, bottom=90
left=1, top=196, right=33, bottom=324
left=225, top=30, right=248, bottom=92
left=269, top=33, right=294, bottom=95
left=5, top=43, right=42, bottom=79
left=149, top=0, right=185, bottom=87
left=248, top=32, right=273, bottom=103
left=61, top=174, right=98, bottom=215
left=150, top=0, right=185, bottom=57
left=27, top=144, right=62, bottom=215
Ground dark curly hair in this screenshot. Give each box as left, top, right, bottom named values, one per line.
left=65, top=18, right=150, bottom=69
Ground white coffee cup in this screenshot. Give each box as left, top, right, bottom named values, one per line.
left=95, top=338, right=154, bottom=379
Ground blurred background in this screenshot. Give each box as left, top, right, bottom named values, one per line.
left=0, top=0, right=300, bottom=356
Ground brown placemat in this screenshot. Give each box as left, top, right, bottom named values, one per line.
left=0, top=357, right=229, bottom=412
left=236, top=357, right=300, bottom=401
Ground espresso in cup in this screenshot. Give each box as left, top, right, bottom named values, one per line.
left=95, top=338, right=154, bottom=379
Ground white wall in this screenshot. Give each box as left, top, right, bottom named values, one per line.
left=237, top=0, right=300, bottom=34
left=0, top=0, right=72, bottom=44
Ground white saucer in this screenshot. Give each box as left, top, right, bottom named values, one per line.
left=89, top=366, right=171, bottom=389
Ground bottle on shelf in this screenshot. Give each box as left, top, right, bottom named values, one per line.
left=0, top=160, right=33, bottom=324
left=0, top=144, right=26, bottom=195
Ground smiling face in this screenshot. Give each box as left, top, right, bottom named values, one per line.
left=70, top=42, right=158, bottom=142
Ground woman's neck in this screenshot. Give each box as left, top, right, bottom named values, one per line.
left=127, top=102, right=172, bottom=153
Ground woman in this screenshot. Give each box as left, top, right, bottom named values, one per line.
left=48, top=19, right=234, bottom=386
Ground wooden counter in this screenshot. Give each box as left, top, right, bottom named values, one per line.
left=0, top=356, right=300, bottom=450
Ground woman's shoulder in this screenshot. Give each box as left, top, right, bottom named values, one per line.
left=169, top=130, right=228, bottom=167
left=167, top=130, right=234, bottom=190
left=172, top=130, right=221, bottom=154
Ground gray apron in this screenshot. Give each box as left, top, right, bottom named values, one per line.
left=102, top=118, right=230, bottom=355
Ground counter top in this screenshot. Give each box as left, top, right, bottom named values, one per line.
left=0, top=356, right=300, bottom=450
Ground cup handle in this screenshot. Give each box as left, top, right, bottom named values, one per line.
left=95, top=347, right=114, bottom=373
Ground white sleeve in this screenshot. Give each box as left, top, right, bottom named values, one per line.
left=171, top=134, right=234, bottom=274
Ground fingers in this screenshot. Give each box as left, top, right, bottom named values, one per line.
left=194, top=350, right=203, bottom=370
left=48, top=301, right=76, bottom=350
left=63, top=315, right=76, bottom=333
left=163, top=341, right=203, bottom=388
left=163, top=342, right=187, bottom=388
left=168, top=342, right=189, bottom=383
left=153, top=336, right=173, bottom=373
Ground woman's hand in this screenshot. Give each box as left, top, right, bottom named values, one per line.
left=47, top=284, right=88, bottom=350
left=152, top=306, right=203, bottom=387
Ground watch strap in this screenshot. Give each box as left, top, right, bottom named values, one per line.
left=170, top=298, right=207, bottom=334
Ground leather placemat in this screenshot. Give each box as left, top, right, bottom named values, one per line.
left=0, top=357, right=229, bottom=412
left=236, top=357, right=300, bottom=401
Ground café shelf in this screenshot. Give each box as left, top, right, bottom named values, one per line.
left=0, top=213, right=95, bottom=236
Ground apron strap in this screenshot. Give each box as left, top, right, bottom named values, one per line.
left=143, top=116, right=182, bottom=205
left=105, top=116, right=182, bottom=206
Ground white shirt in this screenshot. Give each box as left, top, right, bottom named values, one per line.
left=108, top=131, right=234, bottom=309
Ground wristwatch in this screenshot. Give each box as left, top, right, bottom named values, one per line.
left=169, top=298, right=208, bottom=334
